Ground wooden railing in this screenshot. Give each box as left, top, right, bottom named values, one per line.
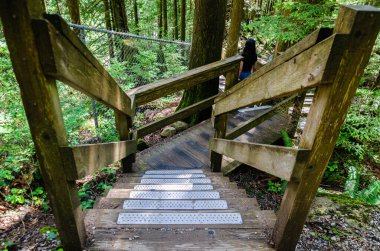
left=0, top=2, right=242, bottom=249
left=2, top=1, right=379, bottom=250
left=209, top=5, right=380, bottom=251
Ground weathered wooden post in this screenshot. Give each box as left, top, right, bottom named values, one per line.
left=0, top=0, right=86, bottom=250
left=115, top=111, right=135, bottom=172
left=210, top=64, right=240, bottom=172
left=273, top=5, right=380, bottom=250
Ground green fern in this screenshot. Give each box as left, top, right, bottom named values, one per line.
left=357, top=180, right=380, bottom=205
left=344, top=166, right=359, bottom=198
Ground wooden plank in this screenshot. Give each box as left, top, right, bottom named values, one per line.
left=216, top=28, right=332, bottom=103
left=133, top=95, right=217, bottom=138
left=60, top=140, right=136, bottom=180
left=127, top=55, right=242, bottom=105
left=89, top=228, right=273, bottom=250
left=115, top=112, right=135, bottom=172
left=209, top=139, right=310, bottom=181
left=0, top=1, right=84, bottom=249
left=273, top=6, right=380, bottom=251
left=31, top=19, right=132, bottom=117
left=225, top=96, right=295, bottom=140
left=214, top=34, right=348, bottom=116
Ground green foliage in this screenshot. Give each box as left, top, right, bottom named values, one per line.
left=344, top=166, right=360, bottom=198
left=39, top=226, right=59, bottom=241
left=5, top=188, right=26, bottom=204
left=281, top=129, right=293, bottom=147
left=267, top=179, right=287, bottom=194
left=343, top=167, right=380, bottom=205
left=78, top=167, right=118, bottom=209
left=243, top=0, right=336, bottom=47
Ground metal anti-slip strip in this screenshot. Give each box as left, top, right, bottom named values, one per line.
left=141, top=178, right=211, bottom=184
left=142, top=174, right=206, bottom=179
left=122, top=200, right=228, bottom=210
left=129, top=191, right=220, bottom=199
left=145, top=170, right=204, bottom=175
left=133, top=184, right=213, bottom=190
left=117, top=212, right=243, bottom=224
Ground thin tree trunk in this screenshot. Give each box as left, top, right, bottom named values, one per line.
left=56, top=0, right=62, bottom=15
left=180, top=0, right=186, bottom=41
left=225, top=0, right=243, bottom=57
left=103, top=0, right=114, bottom=58
left=133, top=0, right=139, bottom=33
left=173, top=0, right=178, bottom=40
left=177, top=0, right=228, bottom=123
left=66, top=0, right=81, bottom=34
left=158, top=0, right=163, bottom=38
left=163, top=0, right=168, bottom=37
left=110, top=0, right=129, bottom=32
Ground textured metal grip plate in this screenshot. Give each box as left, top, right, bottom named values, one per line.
left=141, top=178, right=211, bottom=184
left=145, top=170, right=204, bottom=174
left=133, top=184, right=213, bottom=190
left=122, top=200, right=228, bottom=210
left=129, top=191, right=220, bottom=199
left=117, top=212, right=243, bottom=224
left=142, top=174, right=206, bottom=179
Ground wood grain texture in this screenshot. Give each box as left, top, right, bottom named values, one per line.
left=273, top=6, right=380, bottom=250
left=225, top=96, right=295, bottom=140
left=216, top=28, right=333, bottom=103
left=210, top=139, right=310, bottom=181
left=61, top=140, right=136, bottom=180
left=0, top=1, right=84, bottom=249
left=214, top=34, right=348, bottom=116
left=32, top=19, right=132, bottom=116
left=127, top=55, right=242, bottom=105
left=133, top=95, right=218, bottom=138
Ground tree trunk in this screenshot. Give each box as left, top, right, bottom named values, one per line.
left=158, top=0, right=163, bottom=38
left=103, top=0, right=114, bottom=58
left=110, top=0, right=129, bottom=32
left=173, top=0, right=178, bottom=40
left=225, top=0, right=243, bottom=58
left=66, top=0, right=81, bottom=34
left=110, top=0, right=129, bottom=61
left=133, top=0, right=139, bottom=33
left=163, top=0, right=168, bottom=37
left=177, top=0, right=227, bottom=124
left=180, top=0, right=186, bottom=41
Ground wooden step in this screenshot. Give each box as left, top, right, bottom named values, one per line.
left=105, top=188, right=247, bottom=199
left=88, top=228, right=274, bottom=250
left=94, top=197, right=260, bottom=210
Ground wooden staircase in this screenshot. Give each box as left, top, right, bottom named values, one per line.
left=2, top=2, right=379, bottom=250
left=87, top=170, right=275, bottom=250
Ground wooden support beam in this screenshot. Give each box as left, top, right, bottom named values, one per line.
left=225, top=96, right=296, bottom=140
left=31, top=19, right=132, bottom=117
left=273, top=5, right=380, bottom=250
left=0, top=0, right=84, bottom=249
left=115, top=112, right=135, bottom=172
left=61, top=140, right=137, bottom=180
left=127, top=55, right=242, bottom=105
left=216, top=28, right=332, bottom=103
left=214, top=33, right=348, bottom=116
left=133, top=94, right=218, bottom=139
left=209, top=139, right=310, bottom=181
left=210, top=65, right=239, bottom=172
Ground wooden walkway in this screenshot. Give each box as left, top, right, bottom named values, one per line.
left=85, top=110, right=289, bottom=250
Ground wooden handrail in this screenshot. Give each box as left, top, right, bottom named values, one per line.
left=133, top=95, right=218, bottom=139
left=60, top=140, right=137, bottom=181
left=225, top=96, right=296, bottom=140
left=209, top=139, right=310, bottom=181
left=127, top=55, right=242, bottom=106
left=32, top=18, right=132, bottom=117
left=213, top=34, right=348, bottom=116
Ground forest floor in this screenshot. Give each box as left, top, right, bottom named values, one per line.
left=229, top=167, right=380, bottom=251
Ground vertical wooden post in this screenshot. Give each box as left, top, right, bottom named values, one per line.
left=288, top=91, right=307, bottom=137
left=273, top=5, right=380, bottom=250
left=115, top=111, right=135, bottom=172
left=210, top=65, right=239, bottom=172
left=0, top=0, right=86, bottom=250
